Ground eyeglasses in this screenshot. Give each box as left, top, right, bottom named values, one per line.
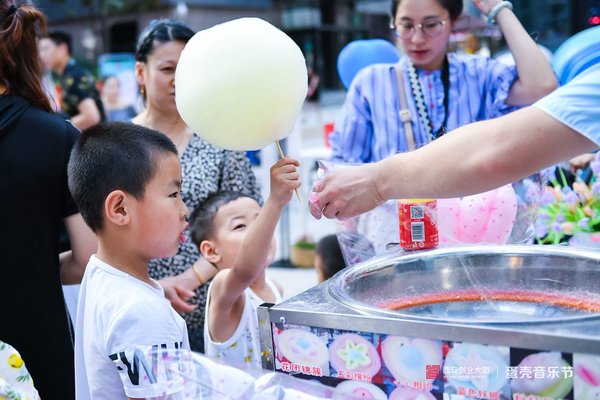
left=390, top=19, right=449, bottom=39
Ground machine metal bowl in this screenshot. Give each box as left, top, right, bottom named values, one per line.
left=328, top=245, right=600, bottom=324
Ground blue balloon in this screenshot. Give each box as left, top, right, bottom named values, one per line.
left=552, top=25, right=600, bottom=85
left=337, top=39, right=400, bottom=89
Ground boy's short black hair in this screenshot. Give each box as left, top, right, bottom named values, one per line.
left=316, top=234, right=347, bottom=280
left=48, top=31, right=72, bottom=55
left=190, top=191, right=256, bottom=248
left=68, top=121, right=178, bottom=233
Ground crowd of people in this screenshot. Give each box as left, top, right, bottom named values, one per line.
left=1, top=0, right=598, bottom=398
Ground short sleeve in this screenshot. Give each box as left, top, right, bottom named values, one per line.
left=482, top=58, right=520, bottom=117
left=64, top=72, right=96, bottom=108
left=534, top=64, right=600, bottom=146
left=104, top=300, right=189, bottom=398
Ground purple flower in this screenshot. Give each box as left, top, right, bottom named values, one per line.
left=578, top=218, right=590, bottom=229
left=541, top=191, right=556, bottom=205
left=552, top=222, right=562, bottom=232
left=591, top=161, right=600, bottom=175
left=555, top=214, right=566, bottom=223
left=538, top=213, right=551, bottom=222
left=563, top=191, right=580, bottom=205
left=593, top=182, right=600, bottom=196
left=535, top=222, right=548, bottom=237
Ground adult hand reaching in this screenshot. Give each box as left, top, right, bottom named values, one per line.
left=308, top=163, right=386, bottom=220
left=159, top=273, right=198, bottom=314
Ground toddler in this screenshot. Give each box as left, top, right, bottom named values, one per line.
left=190, top=157, right=300, bottom=368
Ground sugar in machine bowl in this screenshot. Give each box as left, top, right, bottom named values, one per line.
left=328, top=245, right=600, bottom=324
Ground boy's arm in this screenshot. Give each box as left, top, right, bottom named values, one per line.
left=210, top=158, right=300, bottom=316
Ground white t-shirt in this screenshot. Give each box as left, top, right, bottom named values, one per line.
left=75, top=255, right=191, bottom=400
left=204, top=278, right=282, bottom=369
left=534, top=63, right=600, bottom=146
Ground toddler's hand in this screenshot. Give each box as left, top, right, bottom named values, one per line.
left=269, top=157, right=301, bottom=207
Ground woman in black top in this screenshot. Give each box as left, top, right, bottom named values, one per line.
left=0, top=2, right=96, bottom=399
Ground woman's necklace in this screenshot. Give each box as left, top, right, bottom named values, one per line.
left=406, top=57, right=450, bottom=142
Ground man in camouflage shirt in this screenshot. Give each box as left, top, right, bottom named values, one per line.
left=40, top=31, right=105, bottom=130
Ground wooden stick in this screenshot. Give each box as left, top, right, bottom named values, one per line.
left=276, top=140, right=303, bottom=203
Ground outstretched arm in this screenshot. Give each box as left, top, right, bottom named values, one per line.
left=209, top=158, right=300, bottom=341
left=310, top=107, right=597, bottom=220
left=472, top=0, right=557, bottom=105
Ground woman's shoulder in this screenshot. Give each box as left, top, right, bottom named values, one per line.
left=20, top=103, right=79, bottom=139
left=354, top=62, right=397, bottom=82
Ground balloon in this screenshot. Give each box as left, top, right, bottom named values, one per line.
left=552, top=25, right=600, bottom=85
left=437, top=185, right=518, bottom=245
left=175, top=18, right=308, bottom=151
left=336, top=39, right=400, bottom=89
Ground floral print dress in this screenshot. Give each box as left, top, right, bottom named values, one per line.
left=0, top=341, right=39, bottom=400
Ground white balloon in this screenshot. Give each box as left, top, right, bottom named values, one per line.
left=175, top=18, right=308, bottom=151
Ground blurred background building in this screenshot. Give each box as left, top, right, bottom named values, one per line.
left=37, top=0, right=600, bottom=101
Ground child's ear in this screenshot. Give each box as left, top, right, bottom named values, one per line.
left=200, top=240, right=221, bottom=264
left=105, top=190, right=130, bottom=226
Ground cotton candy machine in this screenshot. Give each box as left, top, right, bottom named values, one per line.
left=329, top=246, right=600, bottom=324
left=259, top=246, right=600, bottom=400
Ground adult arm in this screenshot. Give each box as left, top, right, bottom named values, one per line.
left=70, top=98, right=101, bottom=130
left=473, top=0, right=557, bottom=105
left=60, top=213, right=97, bottom=284
left=158, top=257, right=217, bottom=313
left=310, top=107, right=597, bottom=220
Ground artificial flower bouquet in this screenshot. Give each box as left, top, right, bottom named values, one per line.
left=536, top=153, right=600, bottom=246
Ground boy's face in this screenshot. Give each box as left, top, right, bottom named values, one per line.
left=209, top=197, right=276, bottom=268
left=130, top=153, right=189, bottom=260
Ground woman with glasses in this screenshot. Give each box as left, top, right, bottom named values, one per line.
left=132, top=19, right=261, bottom=353
left=329, top=0, right=557, bottom=163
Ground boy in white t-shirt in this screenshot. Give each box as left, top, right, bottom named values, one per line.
left=189, top=157, right=301, bottom=369
left=68, top=121, right=192, bottom=399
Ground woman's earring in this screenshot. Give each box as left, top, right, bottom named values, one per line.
left=140, top=86, right=145, bottom=97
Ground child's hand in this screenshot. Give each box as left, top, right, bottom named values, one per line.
left=269, top=157, right=301, bottom=207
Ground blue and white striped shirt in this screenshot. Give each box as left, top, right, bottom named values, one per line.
left=330, top=53, right=520, bottom=163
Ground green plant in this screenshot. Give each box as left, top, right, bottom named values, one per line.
left=294, top=239, right=316, bottom=250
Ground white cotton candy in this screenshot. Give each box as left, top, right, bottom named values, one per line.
left=175, top=17, right=308, bottom=151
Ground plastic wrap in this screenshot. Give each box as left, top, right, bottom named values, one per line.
left=117, top=346, right=360, bottom=399
left=316, top=161, right=543, bottom=267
